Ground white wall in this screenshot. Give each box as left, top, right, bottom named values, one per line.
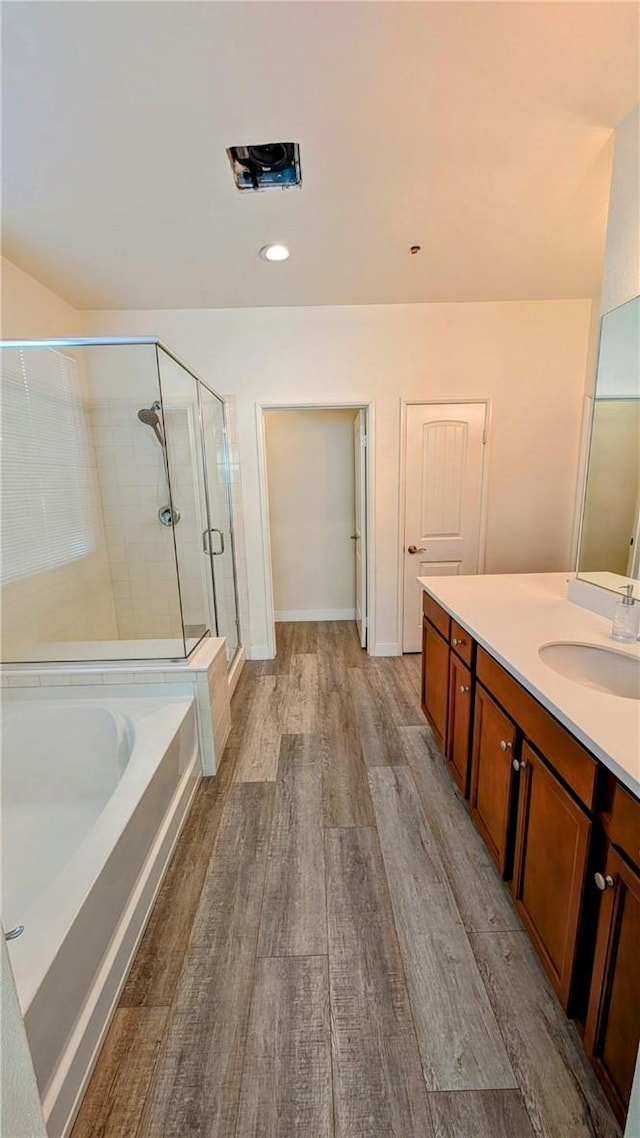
left=601, top=104, right=640, bottom=316
left=1, top=256, right=82, bottom=339
left=83, top=300, right=592, bottom=655
left=265, top=409, right=356, bottom=620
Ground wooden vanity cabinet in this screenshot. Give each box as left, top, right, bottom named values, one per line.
left=584, top=785, right=640, bottom=1125
left=446, top=653, right=473, bottom=795
left=511, top=741, right=592, bottom=1010
left=421, top=593, right=475, bottom=779
left=420, top=589, right=639, bottom=1124
left=422, top=617, right=450, bottom=750
left=469, top=684, right=517, bottom=876
left=421, top=594, right=451, bottom=751
left=584, top=845, right=640, bottom=1126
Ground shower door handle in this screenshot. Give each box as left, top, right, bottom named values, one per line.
left=202, top=528, right=225, bottom=556
left=211, top=528, right=225, bottom=555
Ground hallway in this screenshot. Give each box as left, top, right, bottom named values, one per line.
left=72, top=622, right=620, bottom=1138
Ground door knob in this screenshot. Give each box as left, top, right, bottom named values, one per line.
left=408, top=545, right=427, bottom=554
left=512, top=757, right=526, bottom=772
left=459, top=685, right=470, bottom=694
left=350, top=534, right=359, bottom=540
left=499, top=740, right=513, bottom=752
left=594, top=872, right=614, bottom=891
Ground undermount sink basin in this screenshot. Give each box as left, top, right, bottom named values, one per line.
left=539, top=642, right=640, bottom=700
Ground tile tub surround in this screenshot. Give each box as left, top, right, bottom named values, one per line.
left=0, top=636, right=234, bottom=776
left=417, top=573, right=640, bottom=797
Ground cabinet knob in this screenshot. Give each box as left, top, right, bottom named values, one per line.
left=512, top=757, right=526, bottom=772
left=594, top=872, right=615, bottom=892
left=459, top=684, right=470, bottom=694
left=453, top=637, right=466, bottom=647
left=499, top=740, right=513, bottom=752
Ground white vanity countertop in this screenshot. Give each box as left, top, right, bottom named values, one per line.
left=418, top=572, right=640, bottom=799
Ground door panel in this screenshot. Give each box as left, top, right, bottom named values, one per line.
left=470, top=685, right=516, bottom=876
left=447, top=654, right=473, bottom=795
left=422, top=619, right=449, bottom=750
left=403, top=403, right=486, bottom=652
left=200, top=387, right=239, bottom=664
left=353, top=410, right=367, bottom=648
left=511, top=742, right=591, bottom=1009
left=156, top=349, right=216, bottom=652
left=585, top=845, right=640, bottom=1125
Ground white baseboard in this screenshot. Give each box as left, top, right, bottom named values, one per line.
left=371, top=642, right=402, bottom=656
left=274, top=608, right=357, bottom=622
left=248, top=644, right=272, bottom=660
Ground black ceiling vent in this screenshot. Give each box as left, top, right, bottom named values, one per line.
left=226, top=142, right=301, bottom=192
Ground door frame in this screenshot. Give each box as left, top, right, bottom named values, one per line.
left=256, top=400, right=375, bottom=659
left=397, top=399, right=492, bottom=653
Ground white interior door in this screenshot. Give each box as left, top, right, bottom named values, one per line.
left=403, top=403, right=486, bottom=652
left=353, top=409, right=367, bottom=648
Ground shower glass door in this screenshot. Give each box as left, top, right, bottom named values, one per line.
left=199, top=386, right=239, bottom=663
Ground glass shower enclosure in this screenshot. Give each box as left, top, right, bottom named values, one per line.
left=0, top=338, right=240, bottom=665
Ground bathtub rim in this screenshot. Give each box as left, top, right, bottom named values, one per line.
left=3, top=695, right=196, bottom=1013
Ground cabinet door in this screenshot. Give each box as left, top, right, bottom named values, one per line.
left=470, top=685, right=517, bottom=876
left=446, top=653, right=472, bottom=796
left=584, top=846, right=640, bottom=1126
left=422, top=619, right=449, bottom=751
left=512, top=742, right=591, bottom=1009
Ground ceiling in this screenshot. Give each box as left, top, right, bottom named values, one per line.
left=2, top=1, right=639, bottom=310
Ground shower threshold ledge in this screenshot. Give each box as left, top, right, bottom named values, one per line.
left=3, top=631, right=210, bottom=668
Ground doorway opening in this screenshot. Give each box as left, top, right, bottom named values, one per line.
left=258, top=403, right=371, bottom=658
left=401, top=401, right=489, bottom=653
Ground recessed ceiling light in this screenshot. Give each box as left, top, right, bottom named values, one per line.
left=260, top=243, right=290, bottom=262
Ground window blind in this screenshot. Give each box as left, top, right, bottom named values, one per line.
left=0, top=347, right=95, bottom=585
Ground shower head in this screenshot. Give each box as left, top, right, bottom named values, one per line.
left=137, top=402, right=166, bottom=449
left=136, top=402, right=180, bottom=526
left=137, top=402, right=161, bottom=428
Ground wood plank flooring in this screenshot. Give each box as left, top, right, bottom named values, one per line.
left=72, top=622, right=620, bottom=1138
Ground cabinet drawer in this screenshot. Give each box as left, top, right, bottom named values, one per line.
left=610, top=783, right=640, bottom=869
left=450, top=620, right=474, bottom=667
left=476, top=648, right=597, bottom=811
left=512, top=741, right=591, bottom=1010
left=422, top=592, right=451, bottom=641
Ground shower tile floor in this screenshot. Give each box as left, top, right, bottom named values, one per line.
left=71, top=622, right=620, bottom=1138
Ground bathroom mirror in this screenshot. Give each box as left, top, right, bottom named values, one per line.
left=577, top=295, right=640, bottom=596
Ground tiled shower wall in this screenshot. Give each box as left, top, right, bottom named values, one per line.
left=88, top=398, right=208, bottom=642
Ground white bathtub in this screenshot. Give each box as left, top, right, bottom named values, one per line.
left=1, top=695, right=200, bottom=1138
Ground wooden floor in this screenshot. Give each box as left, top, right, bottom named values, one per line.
left=72, top=622, right=621, bottom=1138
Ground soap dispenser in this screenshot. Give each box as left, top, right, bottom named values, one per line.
left=611, top=584, right=640, bottom=642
